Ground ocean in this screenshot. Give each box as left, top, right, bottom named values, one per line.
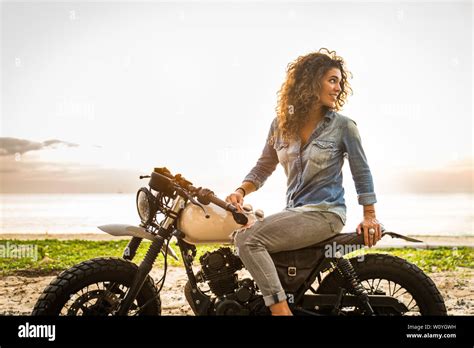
left=0, top=193, right=472, bottom=236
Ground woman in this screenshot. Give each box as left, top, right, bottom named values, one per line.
left=226, top=48, right=382, bottom=316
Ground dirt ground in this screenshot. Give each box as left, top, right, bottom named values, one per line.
left=0, top=265, right=472, bottom=316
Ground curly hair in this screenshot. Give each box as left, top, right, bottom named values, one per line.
left=275, top=48, right=352, bottom=140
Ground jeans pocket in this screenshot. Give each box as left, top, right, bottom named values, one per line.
left=321, top=212, right=342, bottom=235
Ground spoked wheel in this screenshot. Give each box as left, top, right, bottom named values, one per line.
left=32, top=257, right=161, bottom=316
left=64, top=282, right=142, bottom=316
left=358, top=278, right=419, bottom=315
left=316, top=254, right=447, bottom=316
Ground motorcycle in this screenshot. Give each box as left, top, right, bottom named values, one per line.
left=32, top=167, right=447, bottom=316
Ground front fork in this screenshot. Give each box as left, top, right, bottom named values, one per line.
left=123, top=236, right=143, bottom=260
left=116, top=196, right=186, bottom=315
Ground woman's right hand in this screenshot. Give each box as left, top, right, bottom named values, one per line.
left=225, top=191, right=244, bottom=212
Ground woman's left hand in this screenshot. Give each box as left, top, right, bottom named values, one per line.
left=357, top=217, right=382, bottom=248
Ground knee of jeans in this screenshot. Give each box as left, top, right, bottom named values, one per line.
left=233, top=228, right=248, bottom=250
left=233, top=226, right=261, bottom=256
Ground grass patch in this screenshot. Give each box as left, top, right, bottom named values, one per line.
left=0, top=239, right=219, bottom=276
left=0, top=239, right=472, bottom=276
left=345, top=247, right=473, bottom=273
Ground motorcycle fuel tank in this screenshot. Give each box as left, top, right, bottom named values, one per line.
left=177, top=203, right=259, bottom=245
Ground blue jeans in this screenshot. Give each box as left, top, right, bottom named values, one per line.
left=233, top=209, right=344, bottom=307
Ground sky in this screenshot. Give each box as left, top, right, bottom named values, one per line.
left=0, top=0, right=472, bottom=198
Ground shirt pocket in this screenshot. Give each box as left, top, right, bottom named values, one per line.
left=273, top=141, right=290, bottom=164
left=309, top=139, right=337, bottom=167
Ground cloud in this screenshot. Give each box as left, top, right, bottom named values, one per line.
left=0, top=136, right=150, bottom=193
left=0, top=136, right=472, bottom=194
left=0, top=137, right=78, bottom=156
left=0, top=157, right=142, bottom=193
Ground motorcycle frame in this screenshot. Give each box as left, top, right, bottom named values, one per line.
left=115, top=187, right=407, bottom=316
left=118, top=229, right=407, bottom=316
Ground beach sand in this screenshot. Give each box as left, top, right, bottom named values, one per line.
left=0, top=266, right=472, bottom=316
left=0, top=266, right=194, bottom=316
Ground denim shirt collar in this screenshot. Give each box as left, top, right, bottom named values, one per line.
left=324, top=109, right=335, bottom=120
left=299, top=109, right=335, bottom=149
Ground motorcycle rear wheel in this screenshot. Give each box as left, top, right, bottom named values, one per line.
left=316, top=253, right=447, bottom=315
left=32, top=257, right=161, bottom=316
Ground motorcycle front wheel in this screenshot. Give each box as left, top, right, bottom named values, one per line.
left=316, top=253, right=447, bottom=316
left=32, top=257, right=161, bottom=316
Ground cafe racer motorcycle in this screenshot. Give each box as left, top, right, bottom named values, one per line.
left=32, top=167, right=447, bottom=316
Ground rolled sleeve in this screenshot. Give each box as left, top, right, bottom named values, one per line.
left=243, top=173, right=264, bottom=191
left=343, top=119, right=377, bottom=206
left=242, top=119, right=279, bottom=190
left=357, top=192, right=377, bottom=205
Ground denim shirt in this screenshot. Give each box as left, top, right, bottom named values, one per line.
left=243, top=110, right=377, bottom=225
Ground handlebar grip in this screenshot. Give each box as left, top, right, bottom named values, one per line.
left=207, top=193, right=249, bottom=225
left=208, top=195, right=235, bottom=212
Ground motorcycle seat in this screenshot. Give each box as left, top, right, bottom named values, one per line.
left=305, top=230, right=421, bottom=250
left=309, top=232, right=365, bottom=249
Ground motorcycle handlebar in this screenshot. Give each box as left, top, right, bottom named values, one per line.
left=151, top=168, right=248, bottom=225
left=195, top=188, right=249, bottom=225
left=207, top=193, right=237, bottom=212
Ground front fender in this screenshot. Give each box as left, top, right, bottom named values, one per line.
left=98, top=224, right=179, bottom=260
left=98, top=224, right=156, bottom=241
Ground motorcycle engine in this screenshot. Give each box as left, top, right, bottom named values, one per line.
left=198, top=247, right=266, bottom=315
left=199, top=247, right=243, bottom=297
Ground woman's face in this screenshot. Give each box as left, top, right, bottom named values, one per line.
left=316, top=67, right=342, bottom=109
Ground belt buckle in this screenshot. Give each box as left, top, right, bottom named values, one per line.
left=288, top=267, right=297, bottom=277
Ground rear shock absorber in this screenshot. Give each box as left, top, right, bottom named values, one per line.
left=335, top=254, right=374, bottom=315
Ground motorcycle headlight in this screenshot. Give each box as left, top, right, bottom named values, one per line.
left=136, top=187, right=156, bottom=225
